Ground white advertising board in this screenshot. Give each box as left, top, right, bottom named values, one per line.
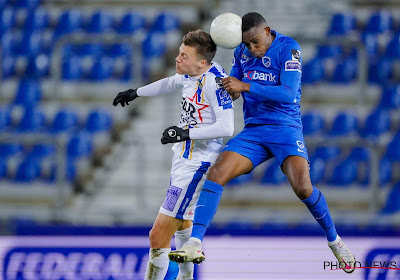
left=0, top=236, right=397, bottom=280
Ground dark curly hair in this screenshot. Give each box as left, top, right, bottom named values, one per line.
left=242, top=12, right=267, bottom=33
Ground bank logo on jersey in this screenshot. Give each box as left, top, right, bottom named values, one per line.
left=244, top=70, right=277, bottom=82
left=262, top=56, right=271, bottom=68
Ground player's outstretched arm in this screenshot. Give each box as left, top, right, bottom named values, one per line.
left=113, top=88, right=138, bottom=107
left=161, top=126, right=190, bottom=144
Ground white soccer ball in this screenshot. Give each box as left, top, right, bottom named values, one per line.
left=210, top=13, right=242, bottom=49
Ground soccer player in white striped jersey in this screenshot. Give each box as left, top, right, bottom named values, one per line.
left=113, top=29, right=234, bottom=280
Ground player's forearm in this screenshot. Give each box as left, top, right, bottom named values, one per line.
left=249, top=83, right=296, bottom=103
left=248, top=71, right=301, bottom=103
left=137, top=76, right=180, bottom=97
left=189, top=109, right=234, bottom=139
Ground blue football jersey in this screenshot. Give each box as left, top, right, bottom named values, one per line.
left=230, top=30, right=303, bottom=128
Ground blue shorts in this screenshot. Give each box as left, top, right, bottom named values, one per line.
left=223, top=124, right=309, bottom=169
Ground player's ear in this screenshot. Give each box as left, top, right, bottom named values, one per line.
left=199, top=58, right=208, bottom=69
left=264, top=26, right=271, bottom=36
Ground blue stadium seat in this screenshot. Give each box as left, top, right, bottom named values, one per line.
left=378, top=158, right=392, bottom=185
left=121, top=61, right=132, bottom=81
left=348, top=146, right=370, bottom=162
left=364, top=10, right=394, bottom=33
left=316, top=44, right=342, bottom=59
left=18, top=31, right=46, bottom=56
left=327, top=12, right=356, bottom=37
left=0, top=106, right=11, bottom=131
left=312, top=146, right=341, bottom=160
left=106, top=43, right=132, bottom=57
left=301, top=111, right=325, bottom=136
left=384, top=133, right=400, bottom=161
left=85, top=10, right=113, bottom=34
left=76, top=43, right=104, bottom=57
left=88, top=56, right=114, bottom=81
left=360, top=108, right=391, bottom=139
left=54, top=9, right=83, bottom=38
left=17, top=107, right=46, bottom=132
left=142, top=31, right=167, bottom=58
left=384, top=33, right=400, bottom=58
left=381, top=183, right=400, bottom=214
left=361, top=32, right=379, bottom=56
left=302, top=58, right=325, bottom=84
left=25, top=54, right=50, bottom=78
left=51, top=109, right=79, bottom=133
left=66, top=132, right=93, bottom=160
left=0, top=8, right=16, bottom=35
left=62, top=56, right=83, bottom=80
left=331, top=57, right=357, bottom=83
left=1, top=30, right=21, bottom=56
left=261, top=161, right=286, bottom=184
left=13, top=79, right=42, bottom=106
left=150, top=11, right=180, bottom=33
left=2, top=55, right=16, bottom=79
left=380, top=85, right=400, bottom=109
left=368, top=57, right=393, bottom=85
left=115, top=11, right=146, bottom=34
left=14, top=158, right=41, bottom=182
left=0, top=143, right=23, bottom=159
left=329, top=159, right=358, bottom=185
left=0, top=159, right=7, bottom=179
left=48, top=160, right=77, bottom=182
left=329, top=111, right=359, bottom=136
left=85, top=109, right=113, bottom=133
left=23, top=8, right=49, bottom=31
left=310, top=157, right=326, bottom=184
left=27, top=143, right=56, bottom=160
left=9, top=0, right=41, bottom=8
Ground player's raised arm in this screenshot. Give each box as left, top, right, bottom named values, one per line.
left=112, top=74, right=184, bottom=107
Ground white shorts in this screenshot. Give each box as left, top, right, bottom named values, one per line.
left=159, top=153, right=211, bottom=220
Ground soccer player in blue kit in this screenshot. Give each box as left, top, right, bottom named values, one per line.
left=169, top=12, right=356, bottom=273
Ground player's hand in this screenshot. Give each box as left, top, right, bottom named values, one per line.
left=222, top=77, right=250, bottom=96
left=113, top=88, right=138, bottom=107
left=161, top=126, right=190, bottom=144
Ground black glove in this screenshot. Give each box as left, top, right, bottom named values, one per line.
left=113, top=88, right=138, bottom=107
left=161, top=126, right=190, bottom=144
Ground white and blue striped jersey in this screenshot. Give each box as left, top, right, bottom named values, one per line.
left=137, top=61, right=234, bottom=163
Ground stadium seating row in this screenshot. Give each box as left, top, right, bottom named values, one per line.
left=228, top=144, right=395, bottom=187
left=1, top=7, right=181, bottom=80
left=303, top=10, right=400, bottom=84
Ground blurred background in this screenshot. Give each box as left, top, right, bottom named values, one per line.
left=0, top=0, right=399, bottom=279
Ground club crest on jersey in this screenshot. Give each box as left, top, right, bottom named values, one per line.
left=296, top=141, right=305, bottom=149
left=262, top=56, right=271, bottom=68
